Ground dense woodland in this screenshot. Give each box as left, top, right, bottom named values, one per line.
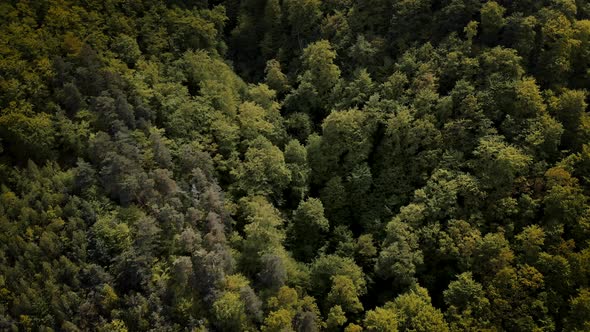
left=2, top=0, right=590, bottom=331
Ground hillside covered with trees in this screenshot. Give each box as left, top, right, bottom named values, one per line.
left=2, top=0, right=590, bottom=331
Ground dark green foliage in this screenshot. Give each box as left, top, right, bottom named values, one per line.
left=1, top=0, right=590, bottom=330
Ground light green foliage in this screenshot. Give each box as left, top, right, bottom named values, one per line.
left=262, top=308, right=295, bottom=332
left=97, top=319, right=128, bottom=332
left=212, top=291, right=249, bottom=331
left=542, top=166, right=590, bottom=241
left=390, top=286, right=449, bottom=332
left=234, top=136, right=291, bottom=198
left=515, top=225, right=546, bottom=263
left=265, top=59, right=290, bottom=94
left=111, top=34, right=141, bottom=65
left=327, top=305, right=347, bottom=330
left=92, top=212, right=132, bottom=257
left=327, top=275, right=364, bottom=313
left=513, top=77, right=546, bottom=118
left=310, top=255, right=366, bottom=302
left=471, top=232, right=515, bottom=277
left=538, top=9, right=579, bottom=85
left=239, top=196, right=286, bottom=274
left=336, top=68, right=375, bottom=109
left=301, top=40, right=340, bottom=88
left=237, top=101, right=276, bottom=142
left=263, top=286, right=323, bottom=332
left=479, top=46, right=524, bottom=81
left=486, top=265, right=551, bottom=331
left=364, top=306, right=399, bottom=332
left=521, top=113, right=563, bottom=160
left=464, top=21, right=479, bottom=44
left=181, top=50, right=246, bottom=115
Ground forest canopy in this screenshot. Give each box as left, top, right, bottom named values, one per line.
left=1, top=0, right=590, bottom=331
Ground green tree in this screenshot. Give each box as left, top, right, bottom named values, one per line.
left=284, top=139, right=310, bottom=202
left=239, top=196, right=286, bottom=276
left=364, top=306, right=399, bottom=332
left=234, top=136, right=291, bottom=199
left=550, top=89, right=588, bottom=150
left=265, top=59, right=290, bottom=95
left=286, top=40, right=341, bottom=118
left=289, top=198, right=329, bottom=262
left=327, top=305, right=347, bottom=330
left=284, top=0, right=322, bottom=46
left=212, top=291, right=249, bottom=331
left=444, top=272, right=492, bottom=331
left=471, top=135, right=532, bottom=194
left=327, top=275, right=364, bottom=314
left=0, top=105, right=55, bottom=162
left=310, top=255, right=366, bottom=302
left=376, top=219, right=423, bottom=288
left=480, top=1, right=506, bottom=43
left=565, top=288, right=590, bottom=332
left=392, top=286, right=449, bottom=332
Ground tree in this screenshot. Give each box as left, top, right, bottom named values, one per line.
left=480, top=2, right=506, bottom=43
left=262, top=308, right=295, bottom=332
left=260, top=0, right=283, bottom=59
left=234, top=136, right=291, bottom=199
left=550, top=89, right=588, bottom=150
left=538, top=9, right=578, bottom=85
left=471, top=135, right=532, bottom=194
left=284, top=0, right=322, bottom=46
left=327, top=305, right=347, bottom=330
left=486, top=265, right=551, bottom=331
left=320, top=176, right=350, bottom=226
left=364, top=306, right=399, bottom=332
left=375, top=219, right=423, bottom=289
left=286, top=40, right=341, bottom=118
left=515, top=225, right=545, bottom=264
left=310, top=255, right=366, bottom=302
left=288, top=198, right=329, bottom=262
left=504, top=14, right=538, bottom=61
left=264, top=286, right=323, bottom=332
left=318, top=109, right=376, bottom=179
left=542, top=166, right=590, bottom=241
left=572, top=19, right=590, bottom=86
left=327, top=275, right=364, bottom=314
left=237, top=101, right=277, bottom=143
left=0, top=106, right=55, bottom=162
left=212, top=291, right=249, bottom=331
left=239, top=196, right=286, bottom=276
left=565, top=288, right=590, bottom=332
left=471, top=232, right=515, bottom=278
left=284, top=139, right=310, bottom=202
left=112, top=34, right=141, bottom=66
left=391, top=286, right=449, bottom=332
left=444, top=272, right=492, bottom=331
left=512, top=77, right=546, bottom=119
left=335, top=68, right=375, bottom=109
left=265, top=59, right=290, bottom=95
